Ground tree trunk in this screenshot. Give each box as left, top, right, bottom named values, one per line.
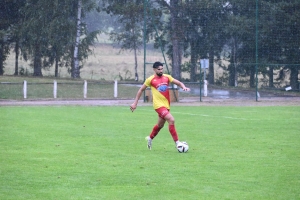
left=190, top=41, right=198, bottom=82
left=134, top=47, right=138, bottom=81
left=171, top=40, right=181, bottom=80
left=132, top=27, right=138, bottom=82
left=289, top=66, right=299, bottom=89
left=72, top=0, right=82, bottom=79
left=249, top=65, right=255, bottom=88
left=268, top=66, right=274, bottom=87
left=55, top=54, right=59, bottom=77
left=228, top=40, right=237, bottom=87
left=208, top=49, right=214, bottom=85
left=0, top=40, right=4, bottom=75
left=170, top=0, right=181, bottom=80
left=33, top=44, right=43, bottom=76
left=14, top=40, right=19, bottom=75
left=228, top=63, right=235, bottom=86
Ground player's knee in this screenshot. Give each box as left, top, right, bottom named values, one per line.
left=168, top=118, right=175, bottom=125
left=158, top=124, right=164, bottom=129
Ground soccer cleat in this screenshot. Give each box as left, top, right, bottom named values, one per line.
left=145, top=136, right=152, bottom=150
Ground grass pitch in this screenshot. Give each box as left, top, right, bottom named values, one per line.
left=0, top=105, right=299, bottom=199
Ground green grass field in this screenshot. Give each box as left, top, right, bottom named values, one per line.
left=1, top=105, right=299, bottom=199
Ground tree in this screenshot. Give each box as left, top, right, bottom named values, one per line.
left=274, top=1, right=300, bottom=89
left=104, top=0, right=145, bottom=81
left=183, top=0, right=228, bottom=83
left=259, top=1, right=282, bottom=87
left=6, top=0, right=25, bottom=76
left=152, top=0, right=185, bottom=80
left=73, top=0, right=82, bottom=78
left=224, top=0, right=300, bottom=89
left=20, top=0, right=59, bottom=76
left=155, top=0, right=228, bottom=83
left=45, top=1, right=78, bottom=78
left=224, top=0, right=257, bottom=88
left=256, top=0, right=300, bottom=88
left=18, top=0, right=99, bottom=78
left=103, top=0, right=162, bottom=81
left=0, top=0, right=25, bottom=75
left=169, top=0, right=183, bottom=80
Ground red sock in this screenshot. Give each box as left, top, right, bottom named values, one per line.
left=169, top=124, right=179, bottom=142
left=150, top=125, right=161, bottom=139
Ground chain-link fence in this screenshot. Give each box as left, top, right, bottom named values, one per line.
left=141, top=0, right=300, bottom=101
left=1, top=1, right=299, bottom=102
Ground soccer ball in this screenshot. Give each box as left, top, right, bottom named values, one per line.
left=177, top=141, right=189, bottom=153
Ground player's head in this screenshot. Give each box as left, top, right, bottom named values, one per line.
left=153, top=62, right=163, bottom=76
left=153, top=62, right=163, bottom=69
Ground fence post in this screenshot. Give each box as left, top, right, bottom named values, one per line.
left=114, top=80, right=118, bottom=98
left=204, top=80, right=208, bottom=97
left=53, top=80, right=57, bottom=98
left=83, top=80, right=87, bottom=98
left=23, top=80, right=27, bottom=99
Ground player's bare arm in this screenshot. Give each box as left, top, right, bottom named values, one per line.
left=172, top=79, right=190, bottom=91
left=130, top=84, right=147, bottom=112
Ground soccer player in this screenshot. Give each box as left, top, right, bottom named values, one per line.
left=130, top=61, right=190, bottom=150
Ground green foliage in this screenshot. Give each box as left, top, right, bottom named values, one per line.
left=18, top=0, right=100, bottom=77
left=181, top=61, right=200, bottom=82
left=1, top=0, right=299, bottom=88
left=0, top=106, right=300, bottom=199
left=0, top=0, right=25, bottom=75
left=103, top=0, right=163, bottom=81
left=103, top=0, right=159, bottom=50
left=259, top=1, right=300, bottom=88
left=19, top=67, right=31, bottom=76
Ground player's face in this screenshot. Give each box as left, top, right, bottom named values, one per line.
left=155, top=67, right=163, bottom=76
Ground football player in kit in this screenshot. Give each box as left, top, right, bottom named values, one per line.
left=130, top=61, right=190, bottom=150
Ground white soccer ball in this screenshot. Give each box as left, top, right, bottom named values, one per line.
left=177, top=141, right=189, bottom=153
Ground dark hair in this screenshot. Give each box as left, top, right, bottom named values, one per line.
left=153, top=61, right=163, bottom=68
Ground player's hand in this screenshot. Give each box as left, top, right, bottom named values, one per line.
left=130, top=104, right=137, bottom=112
left=182, top=87, right=190, bottom=92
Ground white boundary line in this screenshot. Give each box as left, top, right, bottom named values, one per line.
left=128, top=108, right=255, bottom=121
left=171, top=111, right=251, bottom=120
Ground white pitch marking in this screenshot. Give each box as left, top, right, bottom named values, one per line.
left=127, top=107, right=254, bottom=121
left=171, top=111, right=250, bottom=120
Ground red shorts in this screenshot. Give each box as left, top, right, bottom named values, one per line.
left=155, top=107, right=170, bottom=119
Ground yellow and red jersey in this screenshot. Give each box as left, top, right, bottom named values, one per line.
left=144, top=74, right=174, bottom=109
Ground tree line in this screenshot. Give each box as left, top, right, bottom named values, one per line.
left=0, top=0, right=299, bottom=89
left=1, top=0, right=98, bottom=78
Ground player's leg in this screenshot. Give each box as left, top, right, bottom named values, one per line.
left=146, top=117, right=165, bottom=150
left=146, top=107, right=169, bottom=150
left=151, top=107, right=169, bottom=139
left=154, top=107, right=179, bottom=143
left=150, top=117, right=165, bottom=138
left=164, top=113, right=179, bottom=144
